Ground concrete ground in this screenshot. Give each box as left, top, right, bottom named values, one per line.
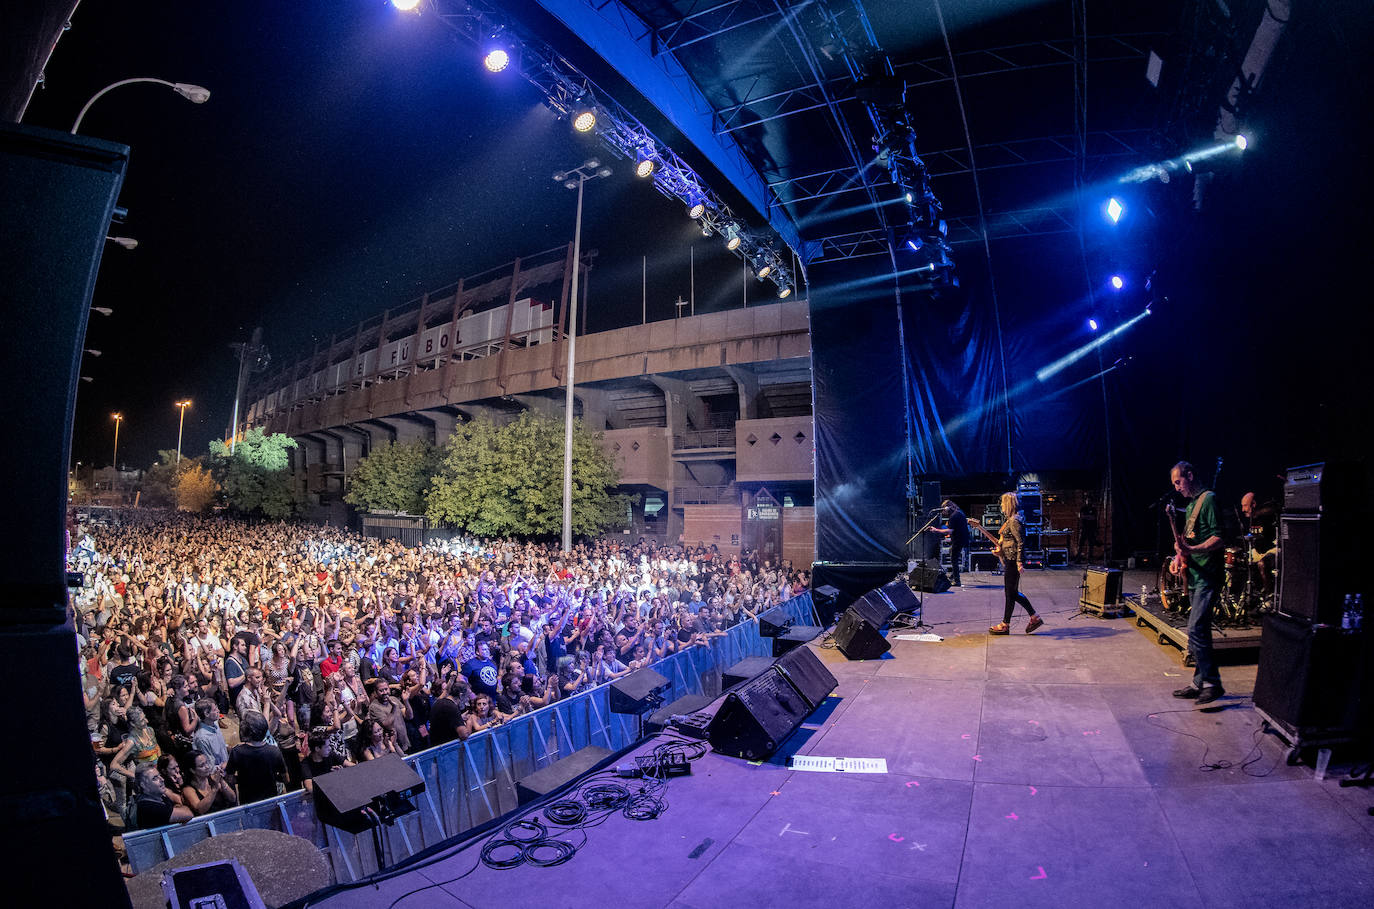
left=320, top=569, right=1374, bottom=909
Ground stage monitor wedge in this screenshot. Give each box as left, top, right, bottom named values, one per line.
left=708, top=646, right=836, bottom=760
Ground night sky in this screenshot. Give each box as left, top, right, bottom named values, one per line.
left=21, top=0, right=1371, bottom=506
left=27, top=1, right=754, bottom=470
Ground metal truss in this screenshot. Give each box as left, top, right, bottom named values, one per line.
left=771, top=129, right=1157, bottom=204
left=810, top=205, right=1077, bottom=262
left=715, top=33, right=1163, bottom=134
left=651, top=1, right=786, bottom=54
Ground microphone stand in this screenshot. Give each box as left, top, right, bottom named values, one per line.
left=902, top=512, right=945, bottom=632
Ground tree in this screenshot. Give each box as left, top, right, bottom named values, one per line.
left=425, top=412, right=629, bottom=538
left=174, top=462, right=218, bottom=513
left=140, top=450, right=191, bottom=507
left=345, top=439, right=438, bottom=514
left=208, top=428, right=298, bottom=518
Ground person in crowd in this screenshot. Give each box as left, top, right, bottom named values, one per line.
left=358, top=718, right=401, bottom=761
left=300, top=726, right=352, bottom=792
left=988, top=491, right=1043, bottom=635
left=183, top=750, right=238, bottom=815
left=226, top=711, right=287, bottom=804
left=364, top=677, right=412, bottom=753
left=462, top=693, right=512, bottom=737
left=191, top=699, right=229, bottom=772
left=110, top=706, right=161, bottom=789
left=428, top=675, right=470, bottom=746
left=130, top=764, right=193, bottom=830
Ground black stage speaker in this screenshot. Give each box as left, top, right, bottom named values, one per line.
left=724, top=655, right=776, bottom=689
left=515, top=746, right=613, bottom=806
left=608, top=667, right=670, bottom=715
left=708, top=646, right=837, bottom=760
left=312, top=753, right=425, bottom=834
left=812, top=584, right=842, bottom=626
left=1018, top=491, right=1042, bottom=525
left=879, top=579, right=921, bottom=613
left=831, top=591, right=894, bottom=660
left=1082, top=567, right=1123, bottom=607
left=772, top=625, right=823, bottom=656
left=757, top=605, right=793, bottom=637
left=1253, top=613, right=1363, bottom=738
left=1275, top=462, right=1360, bottom=626
left=908, top=563, right=951, bottom=593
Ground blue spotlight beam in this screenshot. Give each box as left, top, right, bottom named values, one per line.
left=520, top=0, right=815, bottom=263
left=1035, top=308, right=1150, bottom=383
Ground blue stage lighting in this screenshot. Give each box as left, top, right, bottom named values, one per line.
left=391, top=0, right=420, bottom=10
left=483, top=48, right=510, bottom=73
left=1235, top=134, right=1248, bottom=151
left=1088, top=318, right=1099, bottom=331
left=1110, top=275, right=1124, bottom=290
left=907, top=238, right=921, bottom=252
left=1106, top=198, right=1124, bottom=223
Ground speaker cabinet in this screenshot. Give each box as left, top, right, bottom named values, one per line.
left=312, top=753, right=425, bottom=833
left=832, top=591, right=892, bottom=661
left=708, top=647, right=837, bottom=760
left=879, top=579, right=921, bottom=613
left=724, top=656, right=776, bottom=689
left=515, top=746, right=613, bottom=805
left=608, top=667, right=670, bottom=715
left=908, top=563, right=951, bottom=593
left=1082, top=567, right=1123, bottom=607
left=1253, top=613, right=1362, bottom=739
left=757, top=605, right=793, bottom=637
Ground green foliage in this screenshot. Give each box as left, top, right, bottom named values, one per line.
left=140, top=450, right=190, bottom=507
left=174, top=462, right=219, bottom=513
left=425, top=412, right=629, bottom=539
left=345, top=439, right=438, bottom=514
left=208, top=428, right=298, bottom=518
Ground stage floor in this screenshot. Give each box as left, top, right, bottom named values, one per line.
left=318, top=570, right=1374, bottom=909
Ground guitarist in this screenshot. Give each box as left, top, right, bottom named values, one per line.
left=1169, top=461, right=1226, bottom=705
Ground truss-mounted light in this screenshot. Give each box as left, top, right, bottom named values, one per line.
left=634, top=145, right=657, bottom=178
left=723, top=224, right=742, bottom=252
left=483, top=32, right=515, bottom=73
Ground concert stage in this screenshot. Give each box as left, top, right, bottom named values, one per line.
left=314, top=570, right=1374, bottom=909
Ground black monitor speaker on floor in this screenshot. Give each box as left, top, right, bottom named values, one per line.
left=831, top=590, right=894, bottom=660
left=908, top=563, right=950, bottom=593
left=757, top=605, right=794, bottom=637
left=312, top=753, right=425, bottom=834
left=609, top=667, right=670, bottom=715
left=708, top=646, right=837, bottom=760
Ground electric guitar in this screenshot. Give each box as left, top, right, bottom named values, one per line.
left=1164, top=503, right=1190, bottom=592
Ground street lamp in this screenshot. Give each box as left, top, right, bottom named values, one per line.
left=111, top=413, right=123, bottom=470
left=175, top=400, right=192, bottom=465
left=552, top=158, right=612, bottom=552
left=71, top=78, right=211, bottom=134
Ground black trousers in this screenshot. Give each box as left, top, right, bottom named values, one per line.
left=1002, top=562, right=1036, bottom=623
left=949, top=541, right=965, bottom=584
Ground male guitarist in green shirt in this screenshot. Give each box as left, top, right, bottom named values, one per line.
left=1169, top=461, right=1226, bottom=705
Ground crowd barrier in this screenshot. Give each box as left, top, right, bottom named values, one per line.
left=123, top=594, right=817, bottom=880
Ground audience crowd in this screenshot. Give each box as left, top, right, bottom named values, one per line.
left=70, top=512, right=808, bottom=842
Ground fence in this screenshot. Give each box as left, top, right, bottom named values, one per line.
left=123, top=593, right=817, bottom=880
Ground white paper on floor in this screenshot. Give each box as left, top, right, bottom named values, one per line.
left=893, top=633, right=944, bottom=642
left=787, top=756, right=888, bottom=773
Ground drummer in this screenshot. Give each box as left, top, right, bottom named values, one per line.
left=1240, top=492, right=1278, bottom=592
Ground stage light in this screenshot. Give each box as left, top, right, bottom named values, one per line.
left=1235, top=134, right=1248, bottom=151
left=723, top=224, right=742, bottom=251
left=905, top=192, right=914, bottom=204
left=756, top=262, right=773, bottom=279
left=572, top=103, right=597, bottom=132
left=701, top=223, right=714, bottom=238
left=1088, top=318, right=1099, bottom=331
left=687, top=196, right=706, bottom=219
left=391, top=0, right=420, bottom=10
left=1110, top=275, right=1124, bottom=290
left=1106, top=198, right=1124, bottom=223
left=635, top=157, right=655, bottom=178
left=483, top=48, right=510, bottom=73
left=778, top=285, right=793, bottom=299
left=907, top=238, right=921, bottom=251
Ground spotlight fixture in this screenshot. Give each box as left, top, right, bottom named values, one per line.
left=572, top=105, right=597, bottom=132
left=1106, top=197, right=1124, bottom=223
left=1234, top=134, right=1248, bottom=151
left=723, top=224, right=742, bottom=252
left=756, top=260, right=773, bottom=279
left=1088, top=318, right=1099, bottom=331
left=1110, top=275, right=1124, bottom=290
left=483, top=46, right=511, bottom=73
left=687, top=195, right=706, bottom=219
left=777, top=285, right=793, bottom=299
left=634, top=146, right=657, bottom=178
left=391, top=0, right=420, bottom=10
left=701, top=223, right=713, bottom=238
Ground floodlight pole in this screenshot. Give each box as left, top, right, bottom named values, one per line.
left=175, top=400, right=192, bottom=465
left=556, top=160, right=611, bottom=553
left=70, top=78, right=210, bottom=134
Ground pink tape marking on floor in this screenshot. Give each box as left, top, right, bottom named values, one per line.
left=1030, top=866, right=1047, bottom=880
left=888, top=833, right=905, bottom=842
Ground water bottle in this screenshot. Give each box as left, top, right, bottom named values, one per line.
left=1141, top=584, right=1149, bottom=603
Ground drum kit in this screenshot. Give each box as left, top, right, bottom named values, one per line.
left=1157, top=524, right=1274, bottom=625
